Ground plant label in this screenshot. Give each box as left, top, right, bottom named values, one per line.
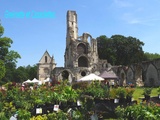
left=77, top=100, right=81, bottom=106
left=53, top=105, right=59, bottom=111
left=36, top=108, right=42, bottom=114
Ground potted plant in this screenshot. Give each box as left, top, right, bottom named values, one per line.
left=62, top=85, right=79, bottom=108
left=157, top=87, right=160, bottom=99
left=142, top=88, right=152, bottom=101
left=125, top=87, right=135, bottom=103
left=109, top=88, right=119, bottom=103
left=116, top=87, right=126, bottom=103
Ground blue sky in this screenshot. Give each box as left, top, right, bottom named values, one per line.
left=0, top=0, right=160, bottom=67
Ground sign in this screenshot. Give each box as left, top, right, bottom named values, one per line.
left=53, top=105, right=59, bottom=111
left=77, top=100, right=81, bottom=106
left=36, top=108, right=42, bottom=114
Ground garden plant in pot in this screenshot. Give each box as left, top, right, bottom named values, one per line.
left=116, top=87, right=126, bottom=103
left=109, top=88, right=119, bottom=103
left=142, top=88, right=152, bottom=101
left=157, top=87, right=160, bottom=99
left=125, top=87, right=135, bottom=103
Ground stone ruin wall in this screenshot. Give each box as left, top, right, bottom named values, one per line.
left=116, top=58, right=160, bottom=87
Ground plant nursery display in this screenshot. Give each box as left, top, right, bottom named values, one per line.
left=0, top=81, right=159, bottom=119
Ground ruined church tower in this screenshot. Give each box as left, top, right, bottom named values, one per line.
left=66, top=11, right=78, bottom=46
left=64, top=10, right=99, bottom=70
left=65, top=11, right=79, bottom=68
left=39, top=10, right=110, bottom=82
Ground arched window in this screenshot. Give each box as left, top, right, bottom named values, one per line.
left=62, top=70, right=69, bottom=80
left=81, top=71, right=86, bottom=76
left=77, top=43, right=87, bottom=54
left=78, top=56, right=88, bottom=67
left=45, top=56, right=47, bottom=63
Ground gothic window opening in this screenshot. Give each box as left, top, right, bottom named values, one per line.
left=78, top=56, right=88, bottom=67
left=77, top=43, right=87, bottom=54
left=81, top=71, right=86, bottom=76
left=62, top=70, right=69, bottom=80
left=45, top=56, right=47, bottom=63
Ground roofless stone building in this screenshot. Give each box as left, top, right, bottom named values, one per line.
left=37, top=10, right=111, bottom=83
left=37, top=10, right=160, bottom=87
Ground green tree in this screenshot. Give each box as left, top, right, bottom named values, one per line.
left=13, top=65, right=37, bottom=83
left=144, top=52, right=160, bottom=60
left=26, top=65, right=37, bottom=80
left=0, top=23, right=21, bottom=84
left=14, top=66, right=28, bottom=83
left=97, top=35, right=145, bottom=65
left=0, top=60, right=5, bottom=80
left=97, top=35, right=116, bottom=65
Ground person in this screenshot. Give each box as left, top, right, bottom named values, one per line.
left=111, top=81, right=115, bottom=88
left=21, top=84, right=25, bottom=91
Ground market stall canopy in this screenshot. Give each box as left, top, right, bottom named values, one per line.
left=77, top=73, right=104, bottom=82
left=23, top=79, right=32, bottom=83
left=31, top=78, right=40, bottom=83
left=99, top=70, right=118, bottom=79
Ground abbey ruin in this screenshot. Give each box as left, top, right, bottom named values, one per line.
left=37, top=10, right=160, bottom=87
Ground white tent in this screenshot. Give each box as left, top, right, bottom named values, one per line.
left=23, top=79, right=32, bottom=83
left=31, top=78, right=40, bottom=83
left=77, top=73, right=104, bottom=82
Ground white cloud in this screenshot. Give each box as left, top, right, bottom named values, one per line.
left=121, top=12, right=160, bottom=26
left=113, top=0, right=132, bottom=8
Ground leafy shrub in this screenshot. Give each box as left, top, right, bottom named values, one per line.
left=18, top=109, right=31, bottom=120
left=125, top=87, right=135, bottom=97
left=142, top=88, right=152, bottom=96
left=0, top=112, right=8, bottom=120
left=115, top=102, right=160, bottom=120
left=84, top=81, right=108, bottom=98
left=116, top=87, right=126, bottom=99
left=157, top=87, right=160, bottom=94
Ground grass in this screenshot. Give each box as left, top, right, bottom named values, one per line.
left=132, top=87, right=159, bottom=102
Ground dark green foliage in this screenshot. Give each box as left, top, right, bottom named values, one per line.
left=97, top=35, right=145, bottom=65
left=0, top=60, right=5, bottom=80
left=115, top=102, right=160, bottom=120
left=144, top=52, right=160, bottom=61
left=0, top=24, right=21, bottom=83
left=1, top=64, right=37, bottom=84
left=84, top=81, right=109, bottom=98
left=142, top=88, right=152, bottom=96
left=0, top=25, right=4, bottom=36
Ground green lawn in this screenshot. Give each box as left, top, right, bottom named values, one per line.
left=133, top=87, right=159, bottom=102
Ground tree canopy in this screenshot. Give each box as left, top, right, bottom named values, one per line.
left=144, top=52, right=160, bottom=61
left=97, top=35, right=145, bottom=65
left=0, top=60, right=5, bottom=80
left=0, top=23, right=21, bottom=83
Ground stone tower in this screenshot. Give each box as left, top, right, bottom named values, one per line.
left=65, top=11, right=99, bottom=70
left=66, top=11, right=78, bottom=46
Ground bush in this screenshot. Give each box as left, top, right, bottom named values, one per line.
left=115, top=102, right=160, bottom=120
left=157, top=87, right=160, bottom=94
left=18, top=109, right=31, bottom=120
left=142, top=88, right=152, bottom=96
